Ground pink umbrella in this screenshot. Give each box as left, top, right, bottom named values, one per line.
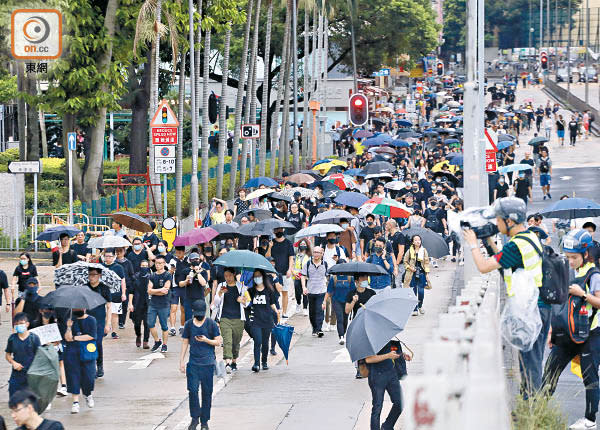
left=173, top=227, right=218, bottom=246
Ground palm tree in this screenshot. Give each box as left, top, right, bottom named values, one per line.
left=228, top=0, right=254, bottom=199
left=302, top=6, right=310, bottom=166
left=247, top=0, right=263, bottom=179
left=175, top=50, right=187, bottom=218
left=201, top=0, right=213, bottom=206
left=190, top=0, right=203, bottom=214
left=274, top=0, right=291, bottom=176
left=279, top=30, right=292, bottom=175
left=216, top=23, right=232, bottom=198
left=258, top=0, right=273, bottom=177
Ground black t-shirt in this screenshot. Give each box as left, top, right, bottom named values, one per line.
left=210, top=264, right=226, bottom=287
left=0, top=270, right=7, bottom=304
left=494, top=182, right=509, bottom=198
left=18, top=293, right=42, bottom=324
left=126, top=250, right=149, bottom=274
left=271, top=239, right=294, bottom=274
left=52, top=247, right=77, bottom=266
left=345, top=288, right=376, bottom=317
left=390, top=231, right=407, bottom=260
left=13, top=264, right=38, bottom=292
left=220, top=284, right=241, bottom=319
left=368, top=341, right=394, bottom=372
left=556, top=120, right=565, bottom=131
left=568, top=120, right=578, bottom=133
left=142, top=232, right=159, bottom=249
left=182, top=266, right=209, bottom=301
left=286, top=211, right=305, bottom=234
left=173, top=256, right=190, bottom=289
left=71, top=242, right=89, bottom=260
left=520, top=158, right=535, bottom=175
left=248, top=286, right=277, bottom=328
left=515, top=177, right=530, bottom=199
left=16, top=419, right=65, bottom=430
left=360, top=225, right=376, bottom=245
left=238, top=234, right=254, bottom=251
left=149, top=271, right=172, bottom=307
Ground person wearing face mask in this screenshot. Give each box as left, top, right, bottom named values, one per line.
left=292, top=241, right=311, bottom=315
left=129, top=260, right=152, bottom=349
left=101, top=249, right=126, bottom=340
left=366, top=238, right=394, bottom=293
left=494, top=175, right=509, bottom=200
left=14, top=279, right=41, bottom=325
left=85, top=268, right=111, bottom=377
left=359, top=215, right=378, bottom=262
left=247, top=270, right=280, bottom=372
left=181, top=253, right=210, bottom=324
left=180, top=299, right=222, bottom=430
left=266, top=228, right=295, bottom=319
left=126, top=237, right=155, bottom=273
left=115, top=247, right=135, bottom=331
left=5, top=313, right=40, bottom=396
left=325, top=260, right=355, bottom=345
left=142, top=221, right=159, bottom=253
left=403, top=235, right=431, bottom=315
left=63, top=307, right=97, bottom=414
left=12, top=253, right=38, bottom=303
left=513, top=171, right=532, bottom=205
left=171, top=246, right=190, bottom=336
left=345, top=274, right=376, bottom=379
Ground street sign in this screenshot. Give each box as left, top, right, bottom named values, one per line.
left=486, top=150, right=498, bottom=172
left=8, top=161, right=42, bottom=174
left=406, top=99, right=416, bottom=113
left=484, top=128, right=498, bottom=151
left=154, top=158, right=175, bottom=174
left=241, top=124, right=260, bottom=139
left=161, top=217, right=177, bottom=251
left=154, top=145, right=176, bottom=158
left=152, top=127, right=178, bottom=145
left=150, top=99, right=179, bottom=127
left=67, top=132, right=76, bottom=151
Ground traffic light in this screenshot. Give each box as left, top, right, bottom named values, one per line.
left=208, top=93, right=218, bottom=124
left=161, top=106, right=168, bottom=123
left=437, top=62, right=444, bottom=76
left=540, top=52, right=548, bottom=70
left=349, top=94, right=368, bottom=126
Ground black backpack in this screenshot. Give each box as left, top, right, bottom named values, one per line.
left=539, top=159, right=550, bottom=173
left=517, top=235, right=569, bottom=304
left=424, top=209, right=442, bottom=233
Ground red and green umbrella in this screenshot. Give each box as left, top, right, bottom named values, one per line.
left=360, top=197, right=412, bottom=218
left=323, top=174, right=357, bottom=190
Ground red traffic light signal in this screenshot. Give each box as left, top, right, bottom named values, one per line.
left=540, top=52, right=548, bottom=70
left=437, top=62, right=444, bottom=76
left=349, top=94, right=368, bottom=126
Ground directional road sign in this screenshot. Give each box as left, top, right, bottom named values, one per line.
left=8, top=161, right=42, bottom=174
left=67, top=132, right=77, bottom=151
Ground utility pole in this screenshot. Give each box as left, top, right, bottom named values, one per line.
left=347, top=0, right=358, bottom=93
left=555, top=0, right=559, bottom=77
left=292, top=0, right=300, bottom=171
left=567, top=0, right=572, bottom=105
left=585, top=0, right=589, bottom=103
left=529, top=0, right=533, bottom=72
left=540, top=0, right=544, bottom=58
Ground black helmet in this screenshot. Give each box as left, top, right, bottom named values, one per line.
left=483, top=197, right=527, bottom=224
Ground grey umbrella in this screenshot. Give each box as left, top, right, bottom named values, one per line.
left=402, top=227, right=450, bottom=258
left=328, top=262, right=388, bottom=276
left=238, top=218, right=295, bottom=236
left=312, top=209, right=356, bottom=225
left=233, top=209, right=273, bottom=224
left=346, top=288, right=417, bottom=362
left=294, top=224, right=344, bottom=240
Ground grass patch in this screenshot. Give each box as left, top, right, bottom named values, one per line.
left=512, top=390, right=568, bottom=430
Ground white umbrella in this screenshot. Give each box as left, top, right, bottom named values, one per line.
left=447, top=101, right=460, bottom=107
left=87, top=235, right=132, bottom=249
left=294, top=224, right=345, bottom=240
left=384, top=181, right=406, bottom=191
left=245, top=188, right=275, bottom=200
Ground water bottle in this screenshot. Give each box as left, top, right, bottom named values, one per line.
left=577, top=305, right=590, bottom=339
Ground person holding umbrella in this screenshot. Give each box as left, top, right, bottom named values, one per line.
left=86, top=268, right=111, bottom=378
left=52, top=233, right=77, bottom=268
left=63, top=307, right=97, bottom=414
left=403, top=235, right=432, bottom=315
left=366, top=239, right=394, bottom=293
left=325, top=260, right=355, bottom=345
left=179, top=299, right=222, bottom=430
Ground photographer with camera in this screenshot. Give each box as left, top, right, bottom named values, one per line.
left=462, top=196, right=550, bottom=399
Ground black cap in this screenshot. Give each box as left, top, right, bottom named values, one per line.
left=26, top=277, right=39, bottom=286
left=191, top=299, right=207, bottom=318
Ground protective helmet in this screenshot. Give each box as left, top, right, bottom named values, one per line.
left=483, top=197, right=527, bottom=224
left=562, top=229, right=593, bottom=254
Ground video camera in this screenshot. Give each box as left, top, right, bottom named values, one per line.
left=448, top=207, right=499, bottom=239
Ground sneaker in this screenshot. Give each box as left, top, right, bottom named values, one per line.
left=339, top=336, right=345, bottom=345
left=200, top=424, right=209, bottom=430
left=303, top=308, right=309, bottom=316
left=317, top=331, right=324, bottom=338
left=431, top=260, right=438, bottom=268
left=57, top=385, right=68, bottom=397
left=355, top=369, right=363, bottom=379
left=251, top=365, right=260, bottom=373
left=451, top=257, right=456, bottom=262
left=111, top=332, right=119, bottom=339
left=412, top=311, right=418, bottom=316
left=118, top=323, right=124, bottom=329
left=71, top=402, right=80, bottom=414
left=543, top=195, right=547, bottom=200
left=282, top=314, right=289, bottom=319
left=312, top=332, right=318, bottom=337
left=161, top=344, right=168, bottom=353
left=86, top=395, right=95, bottom=408
left=296, top=304, right=302, bottom=313
left=169, top=328, right=177, bottom=337
left=569, top=418, right=596, bottom=429
left=151, top=340, right=162, bottom=352
left=225, top=363, right=232, bottom=374
left=179, top=327, right=184, bottom=336
left=188, top=418, right=199, bottom=430
left=323, top=323, right=330, bottom=332
left=230, top=362, right=238, bottom=372
left=262, top=363, right=269, bottom=370
left=419, top=308, right=425, bottom=315
left=270, top=348, right=277, bottom=356
left=548, top=193, right=552, bottom=199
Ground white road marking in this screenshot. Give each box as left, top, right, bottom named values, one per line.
left=331, top=347, right=351, bottom=363
left=560, top=176, right=572, bottom=180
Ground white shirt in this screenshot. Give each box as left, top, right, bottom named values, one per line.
left=323, top=244, right=347, bottom=268
left=355, top=182, right=369, bottom=193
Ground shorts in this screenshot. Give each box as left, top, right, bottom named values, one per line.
left=540, top=174, right=551, bottom=186
left=170, top=287, right=186, bottom=305
left=281, top=276, right=292, bottom=293
left=111, top=292, right=122, bottom=303
left=557, top=130, right=565, bottom=138
left=147, top=305, right=170, bottom=331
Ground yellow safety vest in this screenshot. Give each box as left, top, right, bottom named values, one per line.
left=576, top=262, right=599, bottom=330
left=503, top=230, right=543, bottom=297
left=292, top=254, right=309, bottom=279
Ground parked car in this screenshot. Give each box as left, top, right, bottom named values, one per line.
left=578, top=66, right=598, bottom=82
left=556, top=67, right=574, bottom=83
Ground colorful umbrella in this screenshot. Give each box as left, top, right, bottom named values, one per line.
left=311, top=160, right=348, bottom=173
left=360, top=197, right=412, bottom=218
left=323, top=174, right=357, bottom=190
left=173, top=227, right=219, bottom=246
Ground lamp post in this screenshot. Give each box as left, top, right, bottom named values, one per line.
left=309, top=100, right=320, bottom=164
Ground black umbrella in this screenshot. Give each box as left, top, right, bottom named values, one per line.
left=268, top=192, right=293, bottom=203
left=361, top=161, right=396, bottom=175
left=210, top=223, right=240, bottom=239
left=233, top=209, right=273, bottom=224
left=402, top=227, right=450, bottom=258
left=308, top=181, right=340, bottom=193
left=328, top=262, right=388, bottom=276
left=238, top=218, right=295, bottom=236
left=45, top=286, right=107, bottom=310
left=340, top=128, right=355, bottom=140
left=36, top=226, right=81, bottom=242
left=432, top=171, right=459, bottom=185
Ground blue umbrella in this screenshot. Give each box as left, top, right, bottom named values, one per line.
left=444, top=138, right=460, bottom=145
left=36, top=225, right=81, bottom=241
left=496, top=140, right=515, bottom=150
left=452, top=116, right=463, bottom=122
left=396, top=119, right=412, bottom=127
left=243, top=176, right=278, bottom=188
left=390, top=140, right=410, bottom=148
left=363, top=138, right=389, bottom=147
left=213, top=250, right=277, bottom=272
left=539, top=197, right=600, bottom=219
left=498, top=163, right=533, bottom=174
left=272, top=324, right=294, bottom=364
left=312, top=158, right=333, bottom=167
left=345, top=168, right=364, bottom=176
left=334, top=191, right=369, bottom=208
left=449, top=154, right=463, bottom=166
left=367, top=134, right=392, bottom=143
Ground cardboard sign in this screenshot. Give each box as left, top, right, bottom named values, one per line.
left=29, top=323, right=62, bottom=345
